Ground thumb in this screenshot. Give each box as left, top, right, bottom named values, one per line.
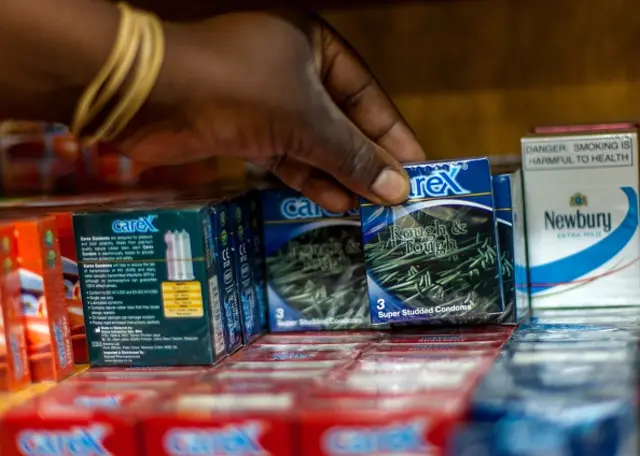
left=296, top=99, right=411, bottom=206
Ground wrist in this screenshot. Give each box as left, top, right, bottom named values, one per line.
left=0, top=0, right=120, bottom=125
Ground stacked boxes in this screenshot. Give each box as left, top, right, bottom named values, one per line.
left=72, top=203, right=228, bottom=366
left=492, top=171, right=530, bottom=323
left=228, top=195, right=261, bottom=344
left=459, top=323, right=638, bottom=455
left=0, top=224, right=30, bottom=392
left=13, top=217, right=74, bottom=382
left=360, top=158, right=504, bottom=325
left=521, top=123, right=640, bottom=312
left=261, top=188, right=370, bottom=331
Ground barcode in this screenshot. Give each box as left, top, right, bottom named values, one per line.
left=208, top=276, right=225, bottom=358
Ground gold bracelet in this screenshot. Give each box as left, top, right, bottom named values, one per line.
left=71, top=2, right=165, bottom=145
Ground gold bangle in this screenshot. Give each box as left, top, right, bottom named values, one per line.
left=70, top=3, right=140, bottom=137
left=93, top=10, right=165, bottom=143
left=72, top=3, right=165, bottom=145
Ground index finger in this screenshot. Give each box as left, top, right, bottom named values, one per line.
left=317, top=20, right=425, bottom=163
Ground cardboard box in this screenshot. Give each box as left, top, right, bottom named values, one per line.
left=14, top=217, right=74, bottom=382
left=0, top=223, right=30, bottom=392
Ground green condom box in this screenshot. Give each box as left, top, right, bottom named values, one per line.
left=360, top=158, right=504, bottom=325
left=260, top=188, right=371, bottom=331
left=72, top=202, right=230, bottom=366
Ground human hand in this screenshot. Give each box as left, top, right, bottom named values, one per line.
left=114, top=11, right=425, bottom=211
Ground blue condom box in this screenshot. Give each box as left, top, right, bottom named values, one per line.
left=360, top=158, right=504, bottom=325
left=260, top=188, right=371, bottom=332
left=492, top=171, right=530, bottom=324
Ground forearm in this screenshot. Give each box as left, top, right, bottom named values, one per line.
left=0, top=0, right=119, bottom=125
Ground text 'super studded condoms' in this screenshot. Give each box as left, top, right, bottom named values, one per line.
left=261, top=188, right=371, bottom=331
left=521, top=127, right=640, bottom=310
left=360, top=158, right=503, bottom=325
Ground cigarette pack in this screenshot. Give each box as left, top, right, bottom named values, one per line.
left=521, top=123, right=640, bottom=311
left=14, top=217, right=74, bottom=382
left=261, top=188, right=370, bottom=331
left=360, top=158, right=503, bottom=325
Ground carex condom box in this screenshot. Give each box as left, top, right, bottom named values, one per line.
left=492, top=171, right=530, bottom=323
left=12, top=217, right=74, bottom=382
left=360, top=158, right=503, bottom=325
left=72, top=202, right=229, bottom=367
left=261, top=188, right=370, bottom=331
left=521, top=123, right=640, bottom=311
left=0, top=382, right=160, bottom=456
left=228, top=194, right=262, bottom=344
left=301, top=391, right=468, bottom=456
left=0, top=224, right=30, bottom=392
left=143, top=389, right=299, bottom=456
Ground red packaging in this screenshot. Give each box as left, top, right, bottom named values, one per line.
left=370, top=341, right=503, bottom=353
left=301, top=392, right=467, bottom=456
left=353, top=352, right=496, bottom=376
left=13, top=217, right=74, bottom=382
left=256, top=332, right=383, bottom=345
left=143, top=390, right=299, bottom=456
left=0, top=382, right=159, bottom=456
left=245, top=342, right=371, bottom=353
left=384, top=333, right=510, bottom=344
left=210, top=368, right=333, bottom=383
left=224, top=359, right=352, bottom=371
left=0, top=224, right=30, bottom=392
left=232, top=349, right=361, bottom=362
left=73, top=366, right=211, bottom=383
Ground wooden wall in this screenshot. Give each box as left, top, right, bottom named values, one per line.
left=321, top=0, right=640, bottom=160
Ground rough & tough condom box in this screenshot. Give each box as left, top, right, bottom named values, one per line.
left=261, top=188, right=370, bottom=331
left=13, top=217, right=74, bottom=382
left=0, top=224, right=30, bottom=392
left=72, top=202, right=229, bottom=367
left=360, top=158, right=503, bottom=325
left=492, top=171, right=530, bottom=323
left=521, top=123, right=640, bottom=311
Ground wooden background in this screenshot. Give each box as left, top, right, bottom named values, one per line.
left=319, top=0, right=640, bottom=160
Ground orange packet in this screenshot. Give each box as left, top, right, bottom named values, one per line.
left=0, top=224, right=30, bottom=392
left=13, top=217, right=74, bottom=382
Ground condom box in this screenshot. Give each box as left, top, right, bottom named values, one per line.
left=12, top=217, right=74, bottom=382
left=143, top=390, right=299, bottom=456
left=360, top=158, right=503, bottom=325
left=301, top=393, right=467, bottom=456
left=521, top=123, right=640, bottom=311
left=0, top=383, right=160, bottom=456
left=72, top=202, right=230, bottom=367
left=228, top=194, right=262, bottom=344
left=257, top=331, right=383, bottom=345
left=0, top=224, right=30, bottom=392
left=1, top=191, right=180, bottom=365
left=208, top=200, right=245, bottom=354
left=261, top=188, right=370, bottom=331
left=246, top=189, right=269, bottom=334
left=492, top=172, right=530, bottom=323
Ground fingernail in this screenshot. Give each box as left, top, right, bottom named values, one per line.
left=371, top=168, right=409, bottom=204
